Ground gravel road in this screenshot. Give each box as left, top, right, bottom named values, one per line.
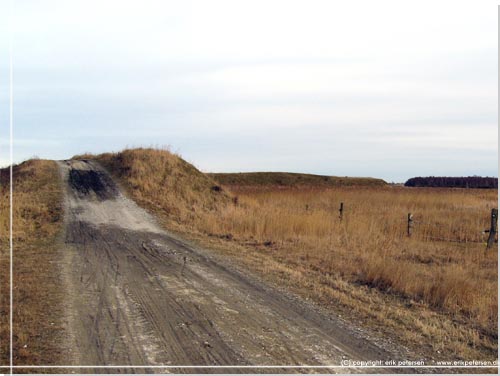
left=56, top=159, right=397, bottom=373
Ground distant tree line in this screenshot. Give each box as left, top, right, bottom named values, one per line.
left=404, top=176, right=498, bottom=188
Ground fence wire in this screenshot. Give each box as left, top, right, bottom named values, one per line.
left=406, top=212, right=497, bottom=246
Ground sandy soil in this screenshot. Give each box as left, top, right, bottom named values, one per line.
left=55, top=159, right=400, bottom=373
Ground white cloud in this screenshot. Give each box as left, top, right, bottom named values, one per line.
left=1, top=0, right=497, bottom=181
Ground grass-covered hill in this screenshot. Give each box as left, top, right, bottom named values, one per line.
left=74, top=148, right=232, bottom=227
left=209, top=172, right=387, bottom=188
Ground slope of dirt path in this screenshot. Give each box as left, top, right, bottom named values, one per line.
left=56, top=159, right=399, bottom=373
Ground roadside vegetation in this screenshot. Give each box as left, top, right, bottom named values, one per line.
left=0, top=159, right=64, bottom=367
left=81, top=147, right=497, bottom=362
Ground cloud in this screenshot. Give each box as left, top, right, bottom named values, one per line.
left=0, top=0, right=497, bottom=181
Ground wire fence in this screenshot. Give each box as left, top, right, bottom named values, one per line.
left=335, top=202, right=498, bottom=248
left=406, top=208, right=498, bottom=248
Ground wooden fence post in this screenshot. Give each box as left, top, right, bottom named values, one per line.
left=339, top=202, right=344, bottom=221
left=407, top=213, right=413, bottom=237
left=486, top=208, right=498, bottom=250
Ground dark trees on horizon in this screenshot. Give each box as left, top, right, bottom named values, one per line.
left=404, top=176, right=498, bottom=188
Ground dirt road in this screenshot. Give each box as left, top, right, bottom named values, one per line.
left=57, top=159, right=396, bottom=373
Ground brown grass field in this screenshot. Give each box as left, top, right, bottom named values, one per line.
left=93, top=148, right=498, bottom=362
left=0, top=159, right=64, bottom=367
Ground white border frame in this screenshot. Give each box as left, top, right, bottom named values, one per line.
left=3, top=1, right=499, bottom=374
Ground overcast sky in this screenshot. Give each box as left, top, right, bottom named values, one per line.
left=0, top=0, right=498, bottom=182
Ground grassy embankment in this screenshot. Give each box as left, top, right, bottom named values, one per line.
left=208, top=172, right=386, bottom=188
left=0, top=159, right=64, bottom=367
left=81, top=147, right=498, bottom=362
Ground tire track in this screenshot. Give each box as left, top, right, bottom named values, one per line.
left=56, top=159, right=399, bottom=373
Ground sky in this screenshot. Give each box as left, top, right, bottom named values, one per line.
left=0, top=0, right=498, bottom=182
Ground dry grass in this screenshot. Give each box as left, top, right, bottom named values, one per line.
left=0, top=159, right=64, bottom=367
left=82, top=148, right=497, bottom=361
left=207, top=186, right=497, bottom=316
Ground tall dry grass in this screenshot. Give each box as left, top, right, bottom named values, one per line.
left=0, top=159, right=64, bottom=366
left=201, top=187, right=497, bottom=324
left=89, top=148, right=497, bottom=360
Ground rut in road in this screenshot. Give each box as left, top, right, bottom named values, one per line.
left=57, top=159, right=394, bottom=372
